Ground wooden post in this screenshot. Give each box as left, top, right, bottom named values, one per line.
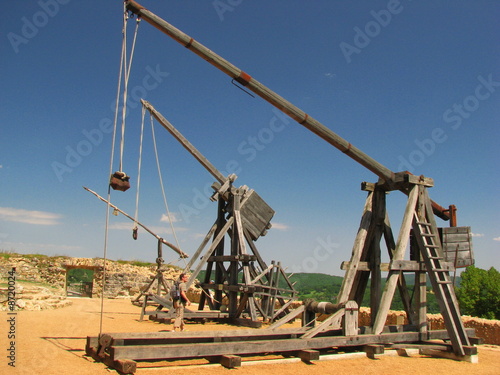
left=372, top=185, right=419, bottom=334
left=229, top=190, right=240, bottom=317
left=369, top=188, right=386, bottom=323
left=337, top=192, right=373, bottom=304
left=342, top=301, right=359, bottom=336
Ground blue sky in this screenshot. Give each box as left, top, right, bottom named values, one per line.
left=1, top=0, right=498, bottom=276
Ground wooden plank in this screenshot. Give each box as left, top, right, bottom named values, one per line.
left=182, top=222, right=217, bottom=273
left=240, top=190, right=274, bottom=240
left=109, top=331, right=428, bottom=361
left=271, top=298, right=298, bottom=322
left=440, top=226, right=471, bottom=235
left=301, top=308, right=345, bottom=339
left=249, top=264, right=273, bottom=284
left=152, top=311, right=229, bottom=319
left=340, top=260, right=455, bottom=272
left=90, top=328, right=476, bottom=363
left=97, top=325, right=439, bottom=344
left=98, top=327, right=307, bottom=342
left=268, top=305, right=305, bottom=330
left=394, top=172, right=434, bottom=187
left=342, top=301, right=359, bottom=336
left=185, top=217, right=234, bottom=289
left=208, top=255, right=257, bottom=262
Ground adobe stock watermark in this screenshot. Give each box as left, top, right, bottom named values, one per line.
left=51, top=64, right=170, bottom=183
left=7, top=0, right=72, bottom=54
left=397, top=73, right=499, bottom=173
left=340, top=0, right=410, bottom=64
left=213, top=0, right=244, bottom=21
left=178, top=107, right=291, bottom=223
left=289, top=235, right=340, bottom=274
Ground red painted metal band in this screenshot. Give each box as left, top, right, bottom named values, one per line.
left=235, top=71, right=252, bottom=86
left=185, top=38, right=194, bottom=48
left=342, top=143, right=352, bottom=154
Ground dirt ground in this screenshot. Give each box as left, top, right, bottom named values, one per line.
left=1, top=298, right=499, bottom=375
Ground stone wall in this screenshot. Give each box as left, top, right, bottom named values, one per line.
left=0, top=255, right=184, bottom=310
left=358, top=307, right=500, bottom=346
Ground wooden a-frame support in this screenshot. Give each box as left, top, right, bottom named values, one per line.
left=310, top=174, right=473, bottom=357
left=178, top=184, right=297, bottom=326
left=137, top=101, right=297, bottom=326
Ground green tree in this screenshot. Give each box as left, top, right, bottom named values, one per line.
left=456, top=266, right=500, bottom=319
left=67, top=268, right=94, bottom=284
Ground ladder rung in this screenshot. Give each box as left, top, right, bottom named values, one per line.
left=432, top=269, right=449, bottom=272
left=424, top=244, right=440, bottom=248
left=436, top=280, right=452, bottom=284
left=421, top=233, right=436, bottom=237
left=416, top=221, right=431, bottom=226
left=428, top=256, right=443, bottom=260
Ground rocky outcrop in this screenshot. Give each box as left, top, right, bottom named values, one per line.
left=0, top=284, right=72, bottom=311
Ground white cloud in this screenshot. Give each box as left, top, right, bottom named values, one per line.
left=471, top=233, right=484, bottom=237
left=0, top=207, right=62, bottom=225
left=324, top=72, right=336, bottom=79
left=493, top=237, right=500, bottom=242
left=160, top=213, right=181, bottom=223
left=271, top=222, right=289, bottom=231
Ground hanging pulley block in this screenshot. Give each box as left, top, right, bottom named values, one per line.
left=110, top=171, right=131, bottom=192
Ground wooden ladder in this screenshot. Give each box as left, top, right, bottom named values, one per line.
left=413, top=189, right=471, bottom=356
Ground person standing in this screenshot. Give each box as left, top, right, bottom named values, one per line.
left=173, top=273, right=191, bottom=332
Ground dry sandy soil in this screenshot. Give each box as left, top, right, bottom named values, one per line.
left=1, top=298, right=499, bottom=375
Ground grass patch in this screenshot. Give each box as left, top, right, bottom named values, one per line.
left=116, top=259, right=156, bottom=268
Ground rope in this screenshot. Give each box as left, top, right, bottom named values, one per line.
left=118, top=15, right=141, bottom=173
left=133, top=105, right=146, bottom=237
left=149, top=113, right=187, bottom=268
left=99, top=5, right=129, bottom=336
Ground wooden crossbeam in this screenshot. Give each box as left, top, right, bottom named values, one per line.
left=102, top=329, right=472, bottom=362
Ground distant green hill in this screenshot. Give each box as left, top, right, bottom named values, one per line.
left=288, top=273, right=343, bottom=302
